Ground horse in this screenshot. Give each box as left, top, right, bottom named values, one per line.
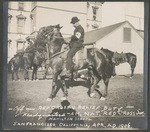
left=23, top=25, right=61, bottom=80
left=8, top=52, right=24, bottom=81
left=45, top=32, right=114, bottom=101
left=101, top=48, right=137, bottom=78
left=23, top=49, right=47, bottom=80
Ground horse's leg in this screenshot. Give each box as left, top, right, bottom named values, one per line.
left=24, top=69, right=27, bottom=80
left=128, top=56, right=136, bottom=78
left=24, top=69, right=29, bottom=80
left=130, top=68, right=134, bottom=78
left=35, top=66, right=38, bottom=80
left=43, top=64, right=49, bottom=79
left=86, top=70, right=95, bottom=90
left=32, top=66, right=37, bottom=80
left=12, top=71, right=14, bottom=81
left=16, top=69, right=19, bottom=80
left=90, top=75, right=101, bottom=98
left=47, top=71, right=59, bottom=101
left=103, top=77, right=109, bottom=97
left=61, top=78, right=68, bottom=100
left=112, top=64, right=116, bottom=77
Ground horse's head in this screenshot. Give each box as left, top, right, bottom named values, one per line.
left=47, top=25, right=64, bottom=55
left=87, top=48, right=95, bottom=57
left=26, top=37, right=35, bottom=45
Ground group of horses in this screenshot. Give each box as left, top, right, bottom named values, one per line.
left=8, top=24, right=137, bottom=101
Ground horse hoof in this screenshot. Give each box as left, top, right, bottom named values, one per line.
left=90, top=93, right=95, bottom=98
left=46, top=98, right=52, bottom=102
left=61, top=97, right=67, bottom=101
left=130, top=77, right=132, bottom=79
left=100, top=97, right=106, bottom=101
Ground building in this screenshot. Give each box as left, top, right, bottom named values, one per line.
left=8, top=2, right=32, bottom=61
left=30, top=2, right=103, bottom=37
left=102, top=2, right=144, bottom=30
left=8, top=1, right=103, bottom=61
left=7, top=1, right=144, bottom=73
left=81, top=21, right=144, bottom=74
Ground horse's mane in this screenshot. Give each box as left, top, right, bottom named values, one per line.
left=101, top=47, right=114, bottom=54
left=34, top=25, right=57, bottom=48
left=25, top=24, right=62, bottom=54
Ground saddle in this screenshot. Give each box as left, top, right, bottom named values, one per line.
left=113, top=52, right=127, bottom=64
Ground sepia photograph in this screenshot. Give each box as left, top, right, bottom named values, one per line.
left=2, top=1, right=147, bottom=130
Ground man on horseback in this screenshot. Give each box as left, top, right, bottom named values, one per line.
left=66, top=17, right=85, bottom=76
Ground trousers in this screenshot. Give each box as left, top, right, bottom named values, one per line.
left=66, top=42, right=83, bottom=71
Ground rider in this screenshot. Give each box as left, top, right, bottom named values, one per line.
left=66, top=17, right=85, bottom=76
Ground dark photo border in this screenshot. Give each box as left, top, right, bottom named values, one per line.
left=0, top=0, right=149, bottom=132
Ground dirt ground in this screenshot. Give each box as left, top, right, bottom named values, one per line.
left=3, top=71, right=147, bottom=130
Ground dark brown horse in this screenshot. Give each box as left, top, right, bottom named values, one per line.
left=8, top=52, right=24, bottom=81
left=23, top=50, right=47, bottom=80
left=101, top=48, right=137, bottom=78
left=23, top=25, right=62, bottom=80
left=46, top=36, right=114, bottom=101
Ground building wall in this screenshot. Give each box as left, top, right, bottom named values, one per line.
left=86, top=2, right=102, bottom=31
left=8, top=2, right=103, bottom=61
left=95, top=22, right=144, bottom=74
left=102, top=2, right=144, bottom=30
left=8, top=2, right=32, bottom=61
left=32, top=2, right=103, bottom=37
left=8, top=1, right=143, bottom=64
left=34, top=5, right=87, bottom=38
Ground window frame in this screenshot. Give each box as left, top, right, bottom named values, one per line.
left=17, top=18, right=25, bottom=33
left=18, top=2, right=24, bottom=11
left=92, top=6, right=99, bottom=21
left=123, top=27, right=132, bottom=43
left=16, top=41, right=25, bottom=51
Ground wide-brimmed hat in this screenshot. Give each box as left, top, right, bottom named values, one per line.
left=70, top=17, right=80, bottom=24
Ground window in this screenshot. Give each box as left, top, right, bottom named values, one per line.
left=16, top=14, right=26, bottom=33
left=123, top=28, right=131, bottom=42
left=18, top=2, right=24, bottom=11
left=92, top=6, right=99, bottom=20
left=17, top=18, right=25, bottom=33
left=17, top=41, right=24, bottom=51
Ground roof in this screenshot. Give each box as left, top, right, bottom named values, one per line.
left=83, top=21, right=143, bottom=44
